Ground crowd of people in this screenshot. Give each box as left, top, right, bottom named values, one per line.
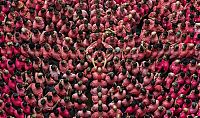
left=0, top=0, right=200, bottom=117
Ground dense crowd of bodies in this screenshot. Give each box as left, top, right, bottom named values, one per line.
left=0, top=0, right=200, bottom=117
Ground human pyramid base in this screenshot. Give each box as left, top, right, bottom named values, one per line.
left=0, top=0, right=200, bottom=117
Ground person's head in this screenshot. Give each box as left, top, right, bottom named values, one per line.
left=144, top=61, right=150, bottom=67
left=50, top=90, right=56, bottom=97
left=0, top=82, right=5, bottom=87
left=151, top=99, right=156, bottom=104
left=196, top=44, right=200, bottom=51
left=36, top=44, right=41, bottom=50
left=166, top=96, right=172, bottom=101
left=194, top=89, right=199, bottom=94
left=22, top=101, right=27, bottom=107
left=97, top=86, right=102, bottom=92
left=60, top=106, right=65, bottom=112
left=147, top=72, right=151, bottom=77
left=54, top=109, right=59, bottom=116
left=66, top=70, right=71, bottom=75
left=113, top=97, right=118, bottom=103
left=197, top=34, right=200, bottom=40
left=47, top=95, right=52, bottom=101
left=13, top=93, right=18, bottom=99
left=127, top=74, right=132, bottom=80
left=190, top=59, right=196, bottom=65
left=145, top=19, right=150, bottom=25
left=59, top=83, right=64, bottom=90
left=28, top=93, right=33, bottom=99
left=113, top=82, right=118, bottom=88
left=53, top=45, right=59, bottom=52
left=120, top=60, right=125, bottom=66
left=48, top=6, right=54, bottom=12
left=17, top=84, right=23, bottom=89
left=185, top=98, right=191, bottom=104
left=77, top=99, right=82, bottom=104
left=181, top=22, right=186, bottom=28
left=192, top=102, right=197, bottom=108
left=77, top=90, right=82, bottom=96
left=187, top=115, right=193, bottom=118
left=139, top=102, right=144, bottom=109
left=148, top=93, right=153, bottom=99
left=0, top=110, right=4, bottom=115
left=34, top=107, right=41, bottom=113
left=78, top=81, right=83, bottom=86
left=5, top=102, right=11, bottom=108
left=166, top=110, right=172, bottom=116
left=125, top=94, right=131, bottom=101
left=37, top=73, right=43, bottom=78
left=98, top=105, right=103, bottom=112
left=97, top=67, right=102, bottom=73
left=174, top=104, right=179, bottom=109
left=17, top=108, right=22, bottom=114
left=108, top=72, right=114, bottom=78
left=190, top=32, right=194, bottom=38
left=40, top=8, right=46, bottom=13
left=35, top=83, right=40, bottom=88
left=41, top=99, right=46, bottom=105
left=131, top=79, right=136, bottom=85
left=98, top=92, right=102, bottom=98
left=184, top=84, right=190, bottom=89
left=64, top=96, right=70, bottom=102
left=63, top=77, right=69, bottom=84
left=174, top=87, right=179, bottom=93
left=158, top=106, right=164, bottom=112
left=190, top=5, right=195, bottom=11
left=8, top=60, right=13, bottom=66
left=97, top=57, right=102, bottom=62
left=29, top=7, right=35, bottom=14
left=141, top=88, right=146, bottom=94
left=135, top=84, right=141, bottom=89
left=180, top=94, right=186, bottom=99
left=119, top=87, right=123, bottom=93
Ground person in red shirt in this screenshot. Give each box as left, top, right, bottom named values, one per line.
left=57, top=106, right=70, bottom=118
left=21, top=101, right=31, bottom=115
left=11, top=93, right=22, bottom=107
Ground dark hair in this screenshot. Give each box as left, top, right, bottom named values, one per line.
left=36, top=44, right=41, bottom=50
left=35, top=83, right=40, bottom=88
left=47, top=95, right=52, bottom=101
left=35, top=107, right=41, bottom=113
left=78, top=72, right=83, bottom=78
left=122, top=68, right=126, bottom=75
left=29, top=8, right=35, bottom=14
left=59, top=83, right=64, bottom=90
left=145, top=19, right=150, bottom=25
left=16, top=108, right=22, bottom=115
left=28, top=93, right=33, bottom=98
left=54, top=109, right=59, bottom=116
left=13, top=93, right=18, bottom=99
left=77, top=99, right=82, bottom=104
left=5, top=103, right=11, bottom=108
left=185, top=99, right=191, bottom=104
left=8, top=61, right=13, bottom=65
left=98, top=105, right=103, bottom=112
left=113, top=97, right=118, bottom=103
left=61, top=106, right=65, bottom=111
left=41, top=99, right=46, bottom=105
left=126, top=95, right=131, bottom=101
left=17, top=84, right=22, bottom=89
left=22, top=101, right=27, bottom=107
